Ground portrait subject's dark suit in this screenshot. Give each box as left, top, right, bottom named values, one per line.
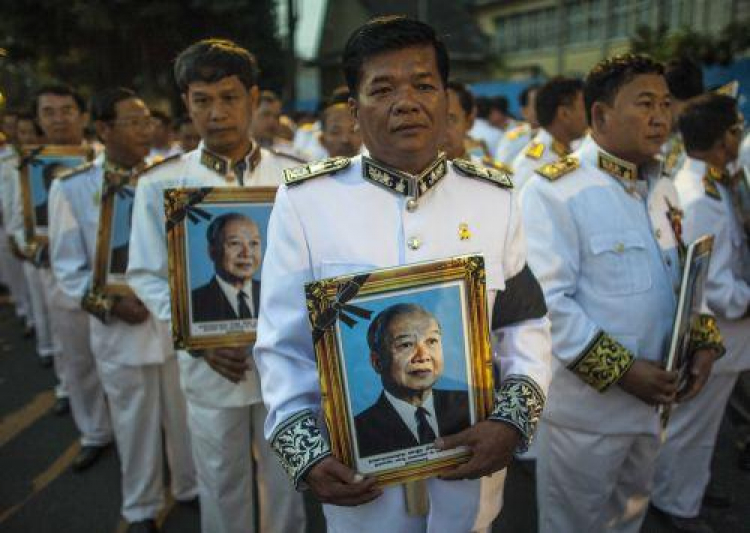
left=191, top=276, right=260, bottom=323
left=34, top=201, right=49, bottom=228
left=109, top=242, right=130, bottom=274
left=354, top=388, right=471, bottom=458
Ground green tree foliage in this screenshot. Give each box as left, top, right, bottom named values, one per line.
left=630, top=21, right=750, bottom=65
left=0, top=0, right=284, bottom=113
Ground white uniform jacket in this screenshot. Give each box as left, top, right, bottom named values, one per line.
left=48, top=157, right=171, bottom=366
left=127, top=144, right=292, bottom=408
left=254, top=153, right=551, bottom=491
left=2, top=150, right=28, bottom=249
left=521, top=137, right=721, bottom=435
left=675, top=158, right=750, bottom=373
left=495, top=123, right=533, bottom=166
left=511, top=128, right=569, bottom=191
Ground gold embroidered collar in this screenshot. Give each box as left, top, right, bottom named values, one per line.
left=362, top=152, right=448, bottom=198
left=597, top=150, right=638, bottom=182
left=200, top=143, right=261, bottom=181
left=103, top=159, right=144, bottom=186
left=551, top=140, right=569, bottom=158
left=706, top=165, right=729, bottom=183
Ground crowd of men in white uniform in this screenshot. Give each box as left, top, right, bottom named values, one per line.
left=0, top=14, right=749, bottom=533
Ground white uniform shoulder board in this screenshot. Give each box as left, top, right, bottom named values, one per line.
left=524, top=141, right=545, bottom=160
left=58, top=161, right=95, bottom=181
left=137, top=153, right=181, bottom=178
left=535, top=156, right=580, bottom=181
left=284, top=156, right=350, bottom=186
left=452, top=158, right=513, bottom=189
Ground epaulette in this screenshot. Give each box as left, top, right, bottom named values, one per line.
left=505, top=124, right=528, bottom=141
left=138, top=153, right=181, bottom=177
left=524, top=141, right=545, bottom=160
left=452, top=158, right=513, bottom=189
left=284, top=156, right=350, bottom=186
left=535, top=156, right=580, bottom=181
left=481, top=156, right=514, bottom=175
left=57, top=161, right=95, bottom=181
left=703, top=176, right=721, bottom=201
left=271, top=148, right=308, bottom=165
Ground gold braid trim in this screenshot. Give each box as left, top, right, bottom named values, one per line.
left=489, top=375, right=546, bottom=453
left=568, top=331, right=635, bottom=392
left=689, top=314, right=726, bottom=358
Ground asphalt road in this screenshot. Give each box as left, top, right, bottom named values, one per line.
left=1, top=296, right=748, bottom=533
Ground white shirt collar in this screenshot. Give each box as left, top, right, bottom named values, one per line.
left=214, top=274, right=255, bottom=318
left=383, top=388, right=439, bottom=443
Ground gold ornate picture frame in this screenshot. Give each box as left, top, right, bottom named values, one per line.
left=305, top=254, right=494, bottom=486
left=19, top=145, right=93, bottom=246
left=91, top=173, right=138, bottom=297
left=165, top=186, right=277, bottom=350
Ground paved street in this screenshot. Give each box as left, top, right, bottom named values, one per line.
left=1, top=296, right=748, bottom=533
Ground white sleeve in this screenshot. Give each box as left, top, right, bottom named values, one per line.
left=48, top=180, right=90, bottom=304
left=254, top=185, right=331, bottom=487
left=126, top=176, right=172, bottom=321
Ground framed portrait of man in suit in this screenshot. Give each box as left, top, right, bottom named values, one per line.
left=165, top=186, right=276, bottom=350
left=92, top=169, right=139, bottom=297
left=306, top=255, right=494, bottom=486
left=19, top=145, right=93, bottom=246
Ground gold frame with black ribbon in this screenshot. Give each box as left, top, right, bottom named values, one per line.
left=305, top=254, right=494, bottom=487
left=165, top=186, right=277, bottom=350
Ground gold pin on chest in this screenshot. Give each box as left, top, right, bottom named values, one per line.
left=459, top=223, right=471, bottom=241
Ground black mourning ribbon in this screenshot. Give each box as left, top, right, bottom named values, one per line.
left=311, top=273, right=373, bottom=343
left=17, top=146, right=46, bottom=171
left=166, top=187, right=214, bottom=232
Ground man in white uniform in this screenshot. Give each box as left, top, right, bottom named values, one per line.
left=49, top=87, right=197, bottom=533
left=127, top=39, right=306, bottom=533
left=522, top=54, right=722, bottom=533
left=652, top=94, right=749, bottom=533
left=511, top=77, right=586, bottom=190
left=254, top=17, right=551, bottom=533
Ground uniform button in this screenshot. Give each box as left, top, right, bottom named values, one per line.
left=406, top=198, right=418, bottom=212
left=614, top=243, right=625, bottom=253
left=407, top=236, right=421, bottom=250
left=655, top=229, right=662, bottom=239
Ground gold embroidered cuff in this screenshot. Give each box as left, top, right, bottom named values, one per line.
left=689, top=314, right=726, bottom=358
left=569, top=331, right=635, bottom=392
left=270, top=410, right=332, bottom=489
left=489, top=375, right=546, bottom=452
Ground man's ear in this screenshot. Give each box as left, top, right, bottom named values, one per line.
left=590, top=101, right=608, bottom=133
left=370, top=352, right=382, bottom=374
left=249, top=85, right=260, bottom=110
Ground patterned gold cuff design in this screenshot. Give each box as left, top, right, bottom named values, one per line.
left=689, top=314, right=726, bottom=358
left=569, top=331, right=635, bottom=392
left=81, top=290, right=113, bottom=323
left=270, top=410, right=332, bottom=489
left=489, top=375, right=546, bottom=452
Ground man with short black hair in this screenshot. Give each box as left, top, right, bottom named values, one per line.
left=522, top=54, right=721, bottom=532
left=511, top=77, right=586, bottom=189
left=127, top=38, right=306, bottom=533
left=651, top=93, right=749, bottom=533
left=255, top=16, right=550, bottom=532
left=251, top=90, right=308, bottom=162
left=146, top=109, right=179, bottom=163
left=319, top=89, right=362, bottom=158
left=662, top=57, right=705, bottom=177
left=495, top=84, right=540, bottom=165
left=50, top=86, right=197, bottom=533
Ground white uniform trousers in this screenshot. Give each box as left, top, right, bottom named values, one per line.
left=96, top=356, right=197, bottom=522
left=651, top=373, right=737, bottom=518
left=0, top=228, right=30, bottom=321
left=23, top=263, right=57, bottom=360
left=187, top=401, right=306, bottom=533
left=323, top=472, right=505, bottom=533
left=536, top=421, right=659, bottom=533
left=49, top=297, right=111, bottom=446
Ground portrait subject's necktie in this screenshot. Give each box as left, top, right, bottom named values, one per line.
left=415, top=406, right=436, bottom=445
left=237, top=290, right=253, bottom=319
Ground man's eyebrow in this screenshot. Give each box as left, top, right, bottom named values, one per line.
left=368, top=74, right=393, bottom=85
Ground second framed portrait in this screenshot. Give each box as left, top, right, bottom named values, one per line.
left=165, top=186, right=276, bottom=350
left=91, top=171, right=139, bottom=296
left=19, top=145, right=93, bottom=246
left=306, top=254, right=494, bottom=486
